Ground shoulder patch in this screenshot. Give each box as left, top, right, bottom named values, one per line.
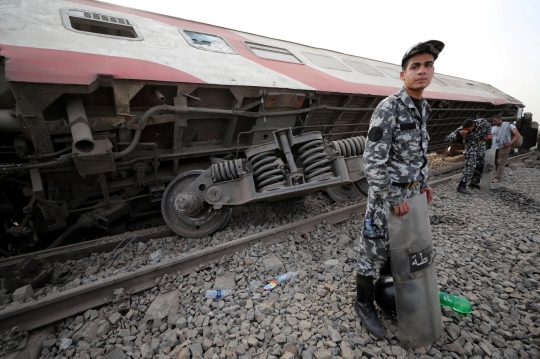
left=368, top=127, right=384, bottom=142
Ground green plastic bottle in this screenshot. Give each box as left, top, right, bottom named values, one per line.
left=439, top=291, right=472, bottom=314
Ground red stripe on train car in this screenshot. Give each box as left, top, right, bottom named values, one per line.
left=0, top=45, right=204, bottom=85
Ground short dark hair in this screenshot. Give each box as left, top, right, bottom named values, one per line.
left=401, top=51, right=435, bottom=71
left=463, top=119, right=474, bottom=128
left=491, top=116, right=502, bottom=120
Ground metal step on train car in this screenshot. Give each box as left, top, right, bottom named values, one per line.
left=0, top=0, right=533, bottom=249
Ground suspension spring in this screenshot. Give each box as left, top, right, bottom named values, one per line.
left=331, top=136, right=366, bottom=157
left=248, top=151, right=285, bottom=192
left=298, top=139, right=334, bottom=182
left=211, top=159, right=244, bottom=182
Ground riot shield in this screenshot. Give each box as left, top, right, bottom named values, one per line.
left=387, top=193, right=442, bottom=349
left=480, top=148, right=496, bottom=194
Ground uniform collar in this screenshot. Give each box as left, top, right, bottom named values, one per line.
left=398, top=87, right=430, bottom=111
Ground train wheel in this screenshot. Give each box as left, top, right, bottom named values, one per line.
left=161, top=170, right=232, bottom=238
left=353, top=178, right=370, bottom=197
left=326, top=184, right=363, bottom=202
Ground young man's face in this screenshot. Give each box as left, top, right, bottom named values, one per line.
left=492, top=118, right=503, bottom=126
left=400, top=53, right=435, bottom=91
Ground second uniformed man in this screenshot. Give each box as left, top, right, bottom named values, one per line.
left=445, top=118, right=492, bottom=194
left=354, top=41, right=443, bottom=337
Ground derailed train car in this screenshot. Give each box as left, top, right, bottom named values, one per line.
left=0, top=0, right=530, bottom=249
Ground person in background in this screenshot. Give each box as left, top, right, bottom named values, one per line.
left=445, top=118, right=492, bottom=194
left=355, top=40, right=442, bottom=337
left=490, top=116, right=520, bottom=183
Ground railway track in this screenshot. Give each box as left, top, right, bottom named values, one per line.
left=0, top=158, right=469, bottom=278
left=0, top=150, right=535, bottom=334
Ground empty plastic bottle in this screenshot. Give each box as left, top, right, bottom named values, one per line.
left=276, top=271, right=299, bottom=284
left=439, top=291, right=471, bottom=314
left=205, top=289, right=232, bottom=299
left=363, top=218, right=376, bottom=237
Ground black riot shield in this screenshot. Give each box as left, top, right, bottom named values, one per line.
left=387, top=193, right=442, bottom=349
left=480, top=148, right=496, bottom=194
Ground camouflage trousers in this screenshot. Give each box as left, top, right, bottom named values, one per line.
left=356, top=185, right=421, bottom=276
left=459, top=145, right=486, bottom=186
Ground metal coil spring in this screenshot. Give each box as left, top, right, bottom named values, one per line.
left=211, top=159, right=243, bottom=182
left=249, top=151, right=285, bottom=191
left=298, top=139, right=334, bottom=181
left=331, top=136, right=366, bottom=157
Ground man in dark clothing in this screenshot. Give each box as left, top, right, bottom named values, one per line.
left=445, top=118, right=492, bottom=194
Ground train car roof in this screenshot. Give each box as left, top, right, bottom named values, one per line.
left=0, top=0, right=523, bottom=106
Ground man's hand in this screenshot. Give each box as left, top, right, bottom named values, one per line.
left=503, top=142, right=511, bottom=148
left=486, top=134, right=493, bottom=140
left=393, top=200, right=409, bottom=217
left=420, top=187, right=434, bottom=204
left=459, top=129, right=469, bottom=136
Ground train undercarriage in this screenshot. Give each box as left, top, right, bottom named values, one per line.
left=0, top=57, right=527, bottom=252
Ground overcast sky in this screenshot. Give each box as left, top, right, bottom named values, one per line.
left=103, top=0, right=540, bottom=119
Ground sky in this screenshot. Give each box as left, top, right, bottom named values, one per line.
left=102, top=0, right=540, bottom=119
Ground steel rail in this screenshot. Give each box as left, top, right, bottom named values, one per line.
left=0, top=150, right=534, bottom=333
left=0, top=227, right=174, bottom=277
left=0, top=202, right=364, bottom=333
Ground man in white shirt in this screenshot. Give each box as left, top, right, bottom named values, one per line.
left=491, top=116, right=520, bottom=183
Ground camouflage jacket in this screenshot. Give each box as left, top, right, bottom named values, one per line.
left=363, top=87, right=430, bottom=207
left=444, top=118, right=491, bottom=149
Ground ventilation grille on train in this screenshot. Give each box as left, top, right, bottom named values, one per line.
left=61, top=8, right=143, bottom=40
left=75, top=10, right=132, bottom=26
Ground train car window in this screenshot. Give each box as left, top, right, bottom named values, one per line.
left=431, top=77, right=447, bottom=86
left=377, top=67, right=401, bottom=79
left=343, top=60, right=384, bottom=76
left=181, top=30, right=238, bottom=54
left=243, top=42, right=302, bottom=64
left=442, top=79, right=461, bottom=88
left=301, top=52, right=350, bottom=71
left=61, top=8, right=143, bottom=40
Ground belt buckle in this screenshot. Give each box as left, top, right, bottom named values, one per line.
left=407, top=181, right=418, bottom=189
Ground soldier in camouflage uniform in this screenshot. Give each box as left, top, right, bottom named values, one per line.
left=354, top=40, right=443, bottom=338
left=444, top=118, right=492, bottom=194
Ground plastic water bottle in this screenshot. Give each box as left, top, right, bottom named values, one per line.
left=264, top=271, right=299, bottom=291
left=439, top=291, right=471, bottom=314
left=205, top=289, right=232, bottom=299
left=276, top=271, right=299, bottom=284
left=363, top=218, right=376, bottom=237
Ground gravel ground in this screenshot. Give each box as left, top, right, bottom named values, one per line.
left=3, top=154, right=537, bottom=359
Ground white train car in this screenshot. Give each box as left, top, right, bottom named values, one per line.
left=0, top=0, right=527, bottom=245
